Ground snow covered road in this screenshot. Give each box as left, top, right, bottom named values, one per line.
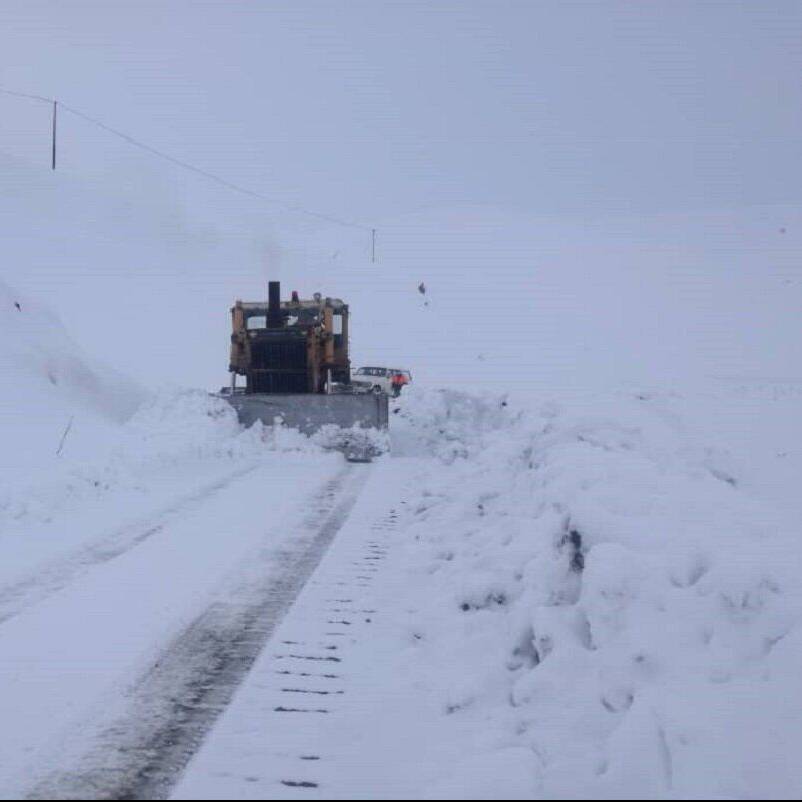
left=0, top=463, right=261, bottom=629
left=0, top=454, right=366, bottom=799
left=172, top=457, right=424, bottom=800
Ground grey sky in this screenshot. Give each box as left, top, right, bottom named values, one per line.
left=2, top=0, right=801, bottom=225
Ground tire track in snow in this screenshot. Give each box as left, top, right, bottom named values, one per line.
left=170, top=459, right=419, bottom=799
left=0, top=463, right=261, bottom=628
left=26, top=462, right=370, bottom=801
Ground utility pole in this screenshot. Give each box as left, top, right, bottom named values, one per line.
left=51, top=100, right=57, bottom=170
left=371, top=228, right=376, bottom=263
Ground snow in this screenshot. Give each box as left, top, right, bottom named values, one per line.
left=1, top=25, right=802, bottom=795
left=0, top=277, right=366, bottom=795
left=0, top=280, right=346, bottom=610
left=368, top=386, right=802, bottom=798
left=301, top=204, right=802, bottom=395
left=3, top=181, right=802, bottom=796
left=0, top=455, right=346, bottom=799
left=3, top=236, right=802, bottom=797
left=166, top=384, right=802, bottom=799
left=0, top=276, right=142, bottom=458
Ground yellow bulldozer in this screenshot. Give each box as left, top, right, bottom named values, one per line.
left=223, top=281, right=389, bottom=438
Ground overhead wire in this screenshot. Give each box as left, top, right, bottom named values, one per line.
left=0, top=86, right=373, bottom=234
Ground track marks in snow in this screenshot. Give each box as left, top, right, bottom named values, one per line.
left=267, top=512, right=399, bottom=795
left=172, top=462, right=414, bottom=799
left=0, top=463, right=260, bottom=627
left=25, top=464, right=369, bottom=801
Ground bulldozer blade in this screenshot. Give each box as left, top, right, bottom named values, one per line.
left=225, top=392, right=389, bottom=436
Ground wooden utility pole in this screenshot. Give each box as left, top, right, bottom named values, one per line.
left=51, top=100, right=57, bottom=170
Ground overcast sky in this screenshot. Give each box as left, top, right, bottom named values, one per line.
left=2, top=0, right=801, bottom=227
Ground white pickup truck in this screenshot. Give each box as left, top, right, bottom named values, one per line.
left=351, top=367, right=412, bottom=396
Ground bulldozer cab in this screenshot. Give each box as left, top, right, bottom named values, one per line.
left=229, top=282, right=350, bottom=395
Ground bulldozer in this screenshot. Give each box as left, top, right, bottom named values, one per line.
left=223, top=281, right=389, bottom=446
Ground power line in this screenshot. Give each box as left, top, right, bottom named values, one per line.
left=0, top=86, right=374, bottom=236
left=0, top=87, right=54, bottom=104
left=59, top=103, right=371, bottom=232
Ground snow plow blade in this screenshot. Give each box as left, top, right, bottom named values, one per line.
left=226, top=392, right=389, bottom=435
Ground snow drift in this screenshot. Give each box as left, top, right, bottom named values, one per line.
left=382, top=385, right=802, bottom=798
left=0, top=277, right=144, bottom=467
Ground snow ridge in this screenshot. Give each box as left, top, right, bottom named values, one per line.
left=386, top=386, right=802, bottom=798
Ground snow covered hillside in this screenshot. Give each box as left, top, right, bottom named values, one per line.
left=0, top=277, right=143, bottom=467
left=303, top=203, right=802, bottom=394
left=0, top=148, right=276, bottom=390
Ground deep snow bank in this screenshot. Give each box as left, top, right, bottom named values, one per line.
left=0, top=383, right=335, bottom=543
left=387, top=385, right=802, bottom=798
left=0, top=278, right=144, bottom=468
left=0, top=381, right=351, bottom=595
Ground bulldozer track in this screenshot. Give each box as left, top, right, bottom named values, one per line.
left=26, top=463, right=370, bottom=801
left=167, top=460, right=417, bottom=799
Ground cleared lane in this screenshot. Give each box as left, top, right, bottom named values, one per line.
left=27, top=463, right=369, bottom=800
left=0, top=453, right=357, bottom=799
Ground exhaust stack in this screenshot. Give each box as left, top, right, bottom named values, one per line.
left=267, top=281, right=283, bottom=328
